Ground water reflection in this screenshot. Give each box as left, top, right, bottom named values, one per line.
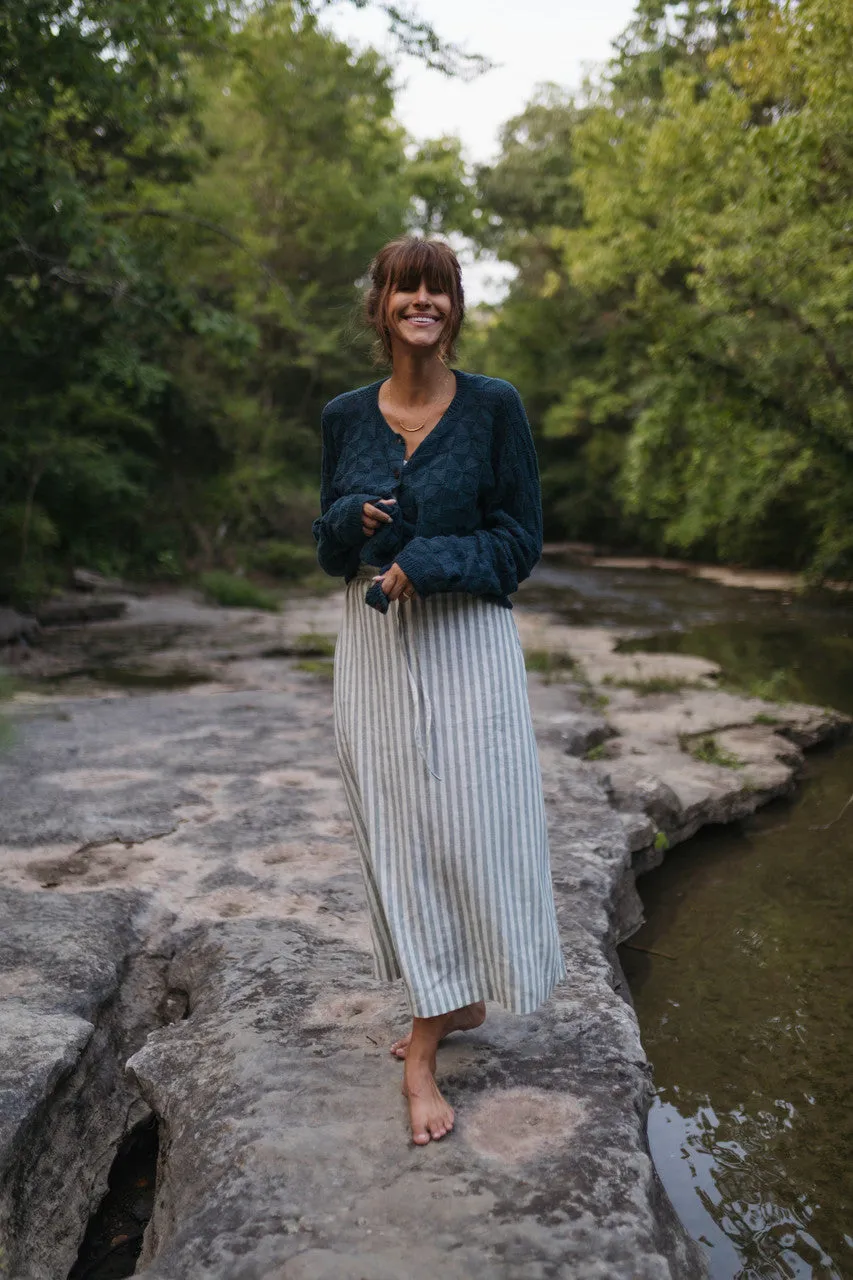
left=621, top=742, right=853, bottom=1279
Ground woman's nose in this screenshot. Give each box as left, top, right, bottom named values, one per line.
left=415, top=278, right=430, bottom=303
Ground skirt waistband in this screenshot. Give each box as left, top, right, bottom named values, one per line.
left=352, top=562, right=380, bottom=583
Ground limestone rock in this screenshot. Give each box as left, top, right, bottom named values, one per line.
left=72, top=567, right=130, bottom=593
left=0, top=887, right=162, bottom=1279
left=600, top=767, right=684, bottom=830
left=34, top=595, right=128, bottom=627
left=0, top=636, right=707, bottom=1278
left=128, top=915, right=699, bottom=1279
left=0, top=608, right=39, bottom=646
left=541, top=710, right=617, bottom=757
left=619, top=811, right=658, bottom=855
left=9, top=586, right=849, bottom=1277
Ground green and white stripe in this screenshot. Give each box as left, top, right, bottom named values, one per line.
left=333, top=566, right=566, bottom=1019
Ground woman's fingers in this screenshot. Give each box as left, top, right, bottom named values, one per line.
left=374, top=564, right=413, bottom=601
left=361, top=499, right=396, bottom=537
left=363, top=500, right=395, bottom=521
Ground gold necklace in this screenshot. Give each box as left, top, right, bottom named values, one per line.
left=382, top=373, right=453, bottom=433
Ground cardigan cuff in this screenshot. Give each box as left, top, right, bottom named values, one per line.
left=323, top=492, right=384, bottom=548
left=364, top=580, right=391, bottom=613
left=393, top=539, right=435, bottom=595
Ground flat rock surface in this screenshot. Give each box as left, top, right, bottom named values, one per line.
left=1, top=584, right=845, bottom=1277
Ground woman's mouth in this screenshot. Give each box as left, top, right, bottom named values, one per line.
left=403, top=315, right=441, bottom=328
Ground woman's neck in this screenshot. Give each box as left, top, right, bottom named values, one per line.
left=385, top=347, right=452, bottom=405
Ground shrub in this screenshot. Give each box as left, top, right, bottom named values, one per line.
left=247, top=540, right=317, bottom=580
left=198, top=571, right=279, bottom=611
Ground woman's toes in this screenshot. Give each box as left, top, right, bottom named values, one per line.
left=391, top=1031, right=412, bottom=1059
left=428, top=1110, right=453, bottom=1140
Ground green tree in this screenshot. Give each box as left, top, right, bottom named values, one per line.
left=153, top=4, right=472, bottom=566
left=473, top=0, right=853, bottom=576
left=565, top=0, right=853, bottom=576
left=0, top=0, right=477, bottom=599
left=469, top=90, right=649, bottom=546
left=0, top=0, right=228, bottom=600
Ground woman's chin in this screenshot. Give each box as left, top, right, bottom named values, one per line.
left=393, top=333, right=444, bottom=354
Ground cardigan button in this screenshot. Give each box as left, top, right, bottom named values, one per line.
left=392, top=466, right=401, bottom=478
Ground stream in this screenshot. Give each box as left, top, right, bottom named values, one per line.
left=524, top=554, right=853, bottom=1280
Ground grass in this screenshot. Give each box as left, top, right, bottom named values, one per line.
left=578, top=685, right=610, bottom=711
left=247, top=539, right=317, bottom=580
left=753, top=712, right=782, bottom=726
left=523, top=649, right=577, bottom=684
left=723, top=667, right=792, bottom=704
left=295, top=658, right=334, bottom=680
left=294, top=632, right=336, bottom=657
left=602, top=675, right=704, bottom=695
left=198, top=571, right=280, bottom=611
left=584, top=742, right=609, bottom=761
left=680, top=732, right=744, bottom=769
left=522, top=647, right=612, bottom=708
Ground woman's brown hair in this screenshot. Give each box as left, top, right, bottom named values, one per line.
left=365, top=237, right=465, bottom=364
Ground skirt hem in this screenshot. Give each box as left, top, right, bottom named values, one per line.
left=377, top=959, right=569, bottom=1019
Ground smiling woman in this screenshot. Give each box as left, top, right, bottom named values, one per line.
left=365, top=237, right=464, bottom=366
left=311, top=236, right=566, bottom=1147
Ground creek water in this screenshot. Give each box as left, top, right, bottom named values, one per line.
left=524, top=554, right=853, bottom=1280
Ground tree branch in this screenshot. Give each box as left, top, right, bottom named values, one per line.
left=307, top=1, right=493, bottom=78
left=102, top=209, right=299, bottom=314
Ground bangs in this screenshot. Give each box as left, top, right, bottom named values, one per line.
left=383, top=239, right=460, bottom=298
left=365, top=236, right=465, bottom=363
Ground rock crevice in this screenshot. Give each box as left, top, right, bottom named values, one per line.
left=0, top=891, right=178, bottom=1278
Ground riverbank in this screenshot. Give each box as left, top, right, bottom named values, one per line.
left=541, top=544, right=853, bottom=596
left=0, top=580, right=847, bottom=1278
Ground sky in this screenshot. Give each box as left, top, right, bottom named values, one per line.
left=323, top=0, right=638, bottom=165
left=322, top=1, right=639, bottom=301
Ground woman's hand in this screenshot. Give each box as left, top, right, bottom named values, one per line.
left=362, top=497, right=396, bottom=538
left=372, top=562, right=416, bottom=602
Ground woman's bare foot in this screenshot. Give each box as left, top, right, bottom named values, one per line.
left=403, top=1057, right=455, bottom=1145
left=391, top=1000, right=486, bottom=1060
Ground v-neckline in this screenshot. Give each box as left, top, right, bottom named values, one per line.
left=373, top=369, right=464, bottom=464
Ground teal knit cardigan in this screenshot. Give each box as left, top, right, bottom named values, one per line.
left=311, top=369, right=543, bottom=611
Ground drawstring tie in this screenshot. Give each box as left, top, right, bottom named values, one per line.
left=395, top=600, right=442, bottom=782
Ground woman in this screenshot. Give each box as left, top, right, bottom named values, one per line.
left=312, top=236, right=566, bottom=1146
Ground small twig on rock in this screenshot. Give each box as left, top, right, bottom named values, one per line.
left=810, top=790, right=853, bottom=831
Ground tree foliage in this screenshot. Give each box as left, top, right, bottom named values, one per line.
left=474, top=0, right=853, bottom=578
left=1, top=0, right=228, bottom=599
left=0, top=0, right=472, bottom=601
left=4, top=0, right=850, bottom=600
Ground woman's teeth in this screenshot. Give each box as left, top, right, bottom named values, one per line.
left=405, top=316, right=438, bottom=325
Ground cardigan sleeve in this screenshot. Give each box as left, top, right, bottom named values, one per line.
left=393, top=382, right=543, bottom=598
left=311, top=408, right=380, bottom=577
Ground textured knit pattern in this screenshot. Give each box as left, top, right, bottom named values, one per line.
left=311, top=370, right=543, bottom=610
left=334, top=564, right=567, bottom=1018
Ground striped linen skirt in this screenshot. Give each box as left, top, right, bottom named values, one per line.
left=333, top=564, right=566, bottom=1019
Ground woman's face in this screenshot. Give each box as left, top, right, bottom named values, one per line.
left=385, top=275, right=452, bottom=354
